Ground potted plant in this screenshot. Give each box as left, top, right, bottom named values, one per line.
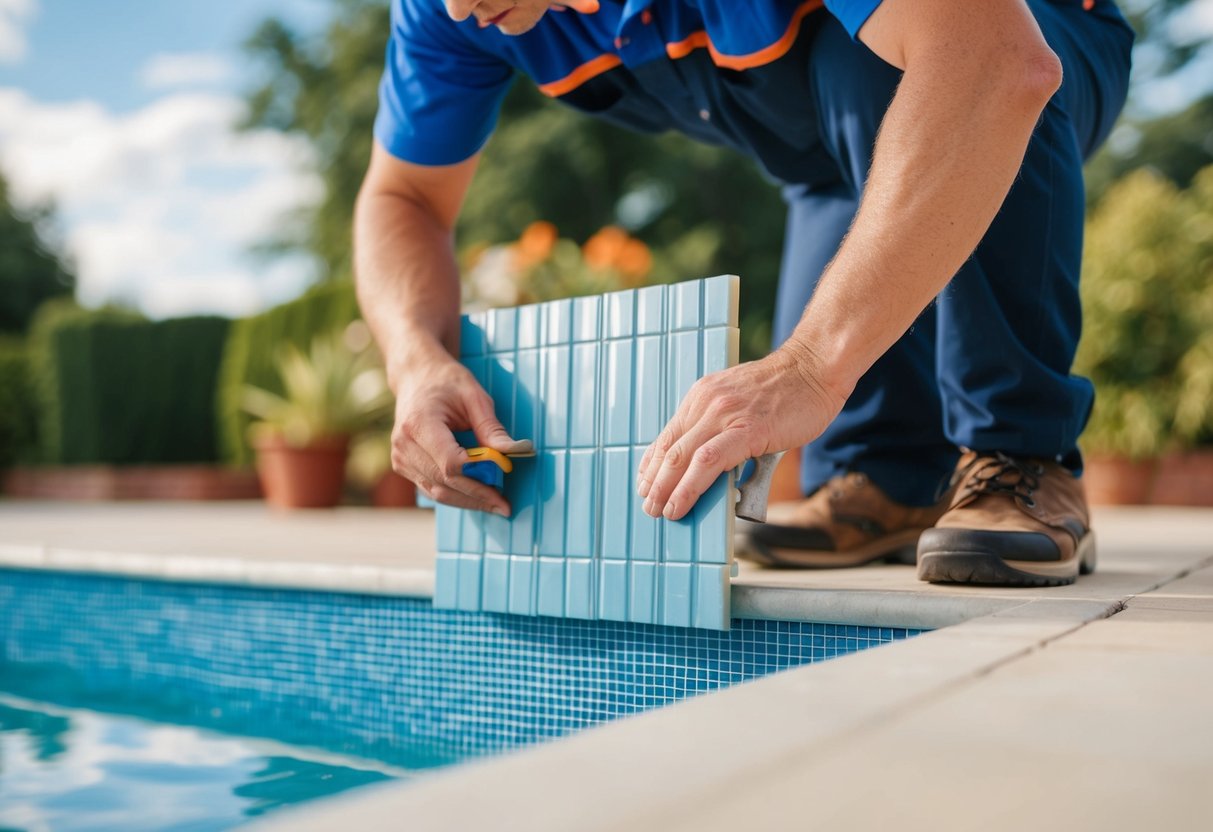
left=242, top=330, right=392, bottom=509
left=1076, top=167, right=1213, bottom=505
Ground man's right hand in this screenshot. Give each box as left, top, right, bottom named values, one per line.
left=390, top=340, right=529, bottom=516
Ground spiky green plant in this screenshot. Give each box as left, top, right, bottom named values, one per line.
left=241, top=330, right=392, bottom=447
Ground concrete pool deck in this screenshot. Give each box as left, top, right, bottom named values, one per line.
left=1, top=500, right=1210, bottom=829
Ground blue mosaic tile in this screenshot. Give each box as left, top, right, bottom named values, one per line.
left=0, top=570, right=922, bottom=767
left=440, top=276, right=741, bottom=629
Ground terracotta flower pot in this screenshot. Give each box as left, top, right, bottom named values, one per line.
left=1149, top=450, right=1213, bottom=507
left=1082, top=454, right=1157, bottom=506
left=371, top=470, right=417, bottom=508
left=253, top=434, right=350, bottom=509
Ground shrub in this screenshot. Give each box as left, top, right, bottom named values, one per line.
left=28, top=302, right=230, bottom=464
left=215, top=280, right=360, bottom=465
left=1077, top=166, right=1213, bottom=456
left=0, top=337, right=37, bottom=468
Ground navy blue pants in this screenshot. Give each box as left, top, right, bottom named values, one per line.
left=774, top=0, right=1135, bottom=506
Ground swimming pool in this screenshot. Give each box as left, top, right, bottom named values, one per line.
left=0, top=568, right=921, bottom=829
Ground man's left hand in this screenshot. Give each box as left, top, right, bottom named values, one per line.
left=636, top=342, right=848, bottom=521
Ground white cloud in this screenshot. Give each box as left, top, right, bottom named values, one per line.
left=0, top=0, right=36, bottom=63
left=140, top=51, right=236, bottom=91
left=0, top=87, right=323, bottom=318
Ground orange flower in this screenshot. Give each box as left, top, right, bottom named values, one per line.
left=616, top=238, right=652, bottom=282
left=582, top=226, right=630, bottom=271
left=514, top=221, right=559, bottom=269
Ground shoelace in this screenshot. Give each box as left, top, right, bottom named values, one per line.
left=948, top=451, right=1045, bottom=508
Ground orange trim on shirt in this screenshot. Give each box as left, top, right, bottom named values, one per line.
left=666, top=0, right=823, bottom=70
left=538, top=53, right=624, bottom=97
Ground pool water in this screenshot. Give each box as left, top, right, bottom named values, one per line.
left=0, top=696, right=396, bottom=832
left=0, top=569, right=921, bottom=830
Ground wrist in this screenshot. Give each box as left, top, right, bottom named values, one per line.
left=384, top=328, right=455, bottom=394
left=776, top=332, right=856, bottom=411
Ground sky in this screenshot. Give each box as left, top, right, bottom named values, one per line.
left=0, top=0, right=333, bottom=319
left=2, top=1, right=1213, bottom=321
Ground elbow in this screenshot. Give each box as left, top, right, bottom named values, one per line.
left=1004, top=47, right=1063, bottom=114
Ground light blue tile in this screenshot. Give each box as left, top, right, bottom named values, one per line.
left=436, top=505, right=461, bottom=553
left=460, top=500, right=486, bottom=556
left=488, top=306, right=517, bottom=353
left=518, top=303, right=542, bottom=350
left=481, top=555, right=510, bottom=612
left=603, top=339, right=634, bottom=447
left=605, top=289, right=634, bottom=338
left=514, top=350, right=541, bottom=446
left=636, top=285, right=665, bottom=335
left=460, top=314, right=487, bottom=356
left=598, top=560, right=628, bottom=621
left=537, top=558, right=565, bottom=617
left=693, top=564, right=730, bottom=630
left=664, top=513, right=694, bottom=563
left=542, top=345, right=570, bottom=448
left=488, top=355, right=516, bottom=441
left=703, top=274, right=737, bottom=327
left=630, top=473, right=660, bottom=562
left=694, top=471, right=732, bottom=564
left=702, top=327, right=732, bottom=375
left=543, top=298, right=572, bottom=345
left=433, top=555, right=459, bottom=608
left=573, top=294, right=601, bottom=342
left=564, top=558, right=594, bottom=619
left=507, top=455, right=538, bottom=557
left=457, top=555, right=483, bottom=610
left=566, top=450, right=596, bottom=558
left=508, top=556, right=535, bottom=615
left=628, top=561, right=657, bottom=624
left=634, top=335, right=664, bottom=444
left=661, top=563, right=693, bottom=627
left=537, top=451, right=566, bottom=557
left=600, top=448, right=632, bottom=559
left=668, top=330, right=700, bottom=410
left=570, top=342, right=598, bottom=448
left=670, top=279, right=701, bottom=331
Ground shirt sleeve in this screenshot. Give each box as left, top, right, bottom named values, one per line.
left=374, top=0, right=516, bottom=166
left=822, top=0, right=885, bottom=39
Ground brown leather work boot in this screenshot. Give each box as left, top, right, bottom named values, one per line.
left=917, top=450, right=1096, bottom=587
left=736, top=472, right=949, bottom=568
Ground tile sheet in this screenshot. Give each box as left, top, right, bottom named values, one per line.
left=435, top=275, right=740, bottom=630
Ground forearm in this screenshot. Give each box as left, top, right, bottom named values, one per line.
left=353, top=188, right=462, bottom=391
left=785, top=3, right=1062, bottom=400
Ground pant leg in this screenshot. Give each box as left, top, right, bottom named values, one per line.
left=773, top=17, right=959, bottom=507
left=935, top=0, right=1134, bottom=468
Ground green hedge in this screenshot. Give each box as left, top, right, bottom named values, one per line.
left=215, top=280, right=359, bottom=465
left=0, top=336, right=37, bottom=468
left=28, top=302, right=231, bottom=464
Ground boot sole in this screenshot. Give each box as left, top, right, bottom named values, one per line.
left=737, top=528, right=925, bottom=569
left=917, top=531, right=1096, bottom=587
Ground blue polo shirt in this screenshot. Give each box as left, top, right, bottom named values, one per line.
left=375, top=0, right=883, bottom=185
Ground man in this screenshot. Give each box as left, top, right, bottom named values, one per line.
left=356, top=0, right=1133, bottom=586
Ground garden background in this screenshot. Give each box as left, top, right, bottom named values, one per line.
left=1, top=0, right=1212, bottom=504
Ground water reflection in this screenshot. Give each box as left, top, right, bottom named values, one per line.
left=0, top=696, right=396, bottom=832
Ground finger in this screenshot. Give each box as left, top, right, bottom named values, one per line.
left=662, top=432, right=752, bottom=521
left=465, top=390, right=530, bottom=454
left=641, top=419, right=719, bottom=517
left=637, top=416, right=690, bottom=498
left=402, top=417, right=511, bottom=515
left=444, top=1, right=479, bottom=23
left=418, top=478, right=510, bottom=515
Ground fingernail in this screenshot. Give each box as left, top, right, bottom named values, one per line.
left=638, top=478, right=650, bottom=498
left=663, top=502, right=677, bottom=519
left=643, top=498, right=655, bottom=517
left=493, top=507, right=510, bottom=518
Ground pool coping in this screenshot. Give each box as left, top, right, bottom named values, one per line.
left=0, top=541, right=1021, bottom=631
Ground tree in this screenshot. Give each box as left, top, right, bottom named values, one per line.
left=241, top=0, right=786, bottom=357
left=0, top=172, right=75, bottom=334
